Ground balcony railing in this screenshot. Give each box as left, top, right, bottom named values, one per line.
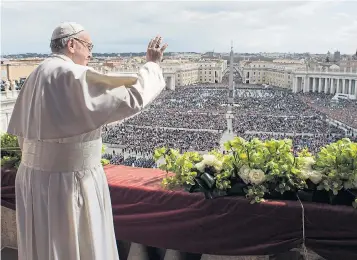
left=242, top=66, right=357, bottom=75
left=294, top=67, right=357, bottom=74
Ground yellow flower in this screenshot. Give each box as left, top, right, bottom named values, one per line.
left=239, top=153, right=248, bottom=160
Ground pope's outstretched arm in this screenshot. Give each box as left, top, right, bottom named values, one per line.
left=84, top=61, right=165, bottom=124
left=7, top=60, right=165, bottom=140
left=7, top=35, right=167, bottom=140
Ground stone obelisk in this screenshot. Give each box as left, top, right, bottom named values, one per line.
left=220, top=42, right=235, bottom=151
left=226, top=41, right=235, bottom=134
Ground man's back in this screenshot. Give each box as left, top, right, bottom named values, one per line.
left=8, top=22, right=167, bottom=260
left=8, top=55, right=90, bottom=140
left=12, top=53, right=125, bottom=260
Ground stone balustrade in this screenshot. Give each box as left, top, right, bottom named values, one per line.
left=292, top=74, right=357, bottom=96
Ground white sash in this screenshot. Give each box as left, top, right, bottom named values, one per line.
left=21, top=139, right=102, bottom=172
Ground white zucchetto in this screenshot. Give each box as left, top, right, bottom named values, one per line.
left=51, top=22, right=85, bottom=40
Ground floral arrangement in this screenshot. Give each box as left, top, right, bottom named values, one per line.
left=101, top=144, right=110, bottom=166
left=1, top=133, right=22, bottom=169
left=153, top=137, right=357, bottom=208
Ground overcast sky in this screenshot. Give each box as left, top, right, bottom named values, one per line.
left=1, top=0, right=357, bottom=55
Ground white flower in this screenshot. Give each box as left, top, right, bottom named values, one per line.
left=300, top=170, right=310, bottom=180
left=195, top=162, right=205, bottom=173
left=239, top=165, right=251, bottom=184
left=301, top=169, right=323, bottom=184
left=200, top=154, right=223, bottom=172
left=202, top=154, right=217, bottom=166
left=308, top=171, right=323, bottom=184
left=300, top=157, right=321, bottom=184
left=156, top=157, right=165, bottom=166
left=213, top=161, right=223, bottom=172
left=248, top=169, right=266, bottom=185
left=302, top=157, right=315, bottom=171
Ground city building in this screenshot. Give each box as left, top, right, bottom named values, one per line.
left=1, top=61, right=42, bottom=81
left=292, top=66, right=356, bottom=97
left=1, top=57, right=227, bottom=90
left=339, top=60, right=357, bottom=71
left=101, top=59, right=227, bottom=89
left=334, top=51, right=341, bottom=62
left=240, top=59, right=357, bottom=97
left=240, top=60, right=304, bottom=89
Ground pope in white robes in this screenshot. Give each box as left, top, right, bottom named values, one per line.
left=7, top=22, right=168, bottom=260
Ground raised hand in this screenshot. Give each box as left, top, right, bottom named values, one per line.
left=146, top=35, right=168, bottom=63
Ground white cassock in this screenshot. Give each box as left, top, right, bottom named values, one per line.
left=7, top=54, right=165, bottom=260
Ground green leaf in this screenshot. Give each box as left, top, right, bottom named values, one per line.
left=101, top=158, right=110, bottom=166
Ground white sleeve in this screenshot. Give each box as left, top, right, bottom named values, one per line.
left=84, top=62, right=165, bottom=124
left=7, top=61, right=165, bottom=140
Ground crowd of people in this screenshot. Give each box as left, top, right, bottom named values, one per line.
left=101, top=83, right=356, bottom=166
left=102, top=124, right=221, bottom=154
left=148, top=86, right=321, bottom=117
left=234, top=115, right=343, bottom=135
left=102, top=153, right=156, bottom=168
left=125, top=111, right=226, bottom=130
left=232, top=89, right=318, bottom=116
left=148, top=85, right=227, bottom=113
left=299, top=92, right=357, bottom=129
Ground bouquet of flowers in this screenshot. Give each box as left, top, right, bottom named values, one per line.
left=154, top=137, right=357, bottom=208
left=1, top=133, right=22, bottom=169
left=313, top=138, right=357, bottom=207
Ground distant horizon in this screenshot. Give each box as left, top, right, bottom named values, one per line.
left=1, top=50, right=355, bottom=57
left=2, top=1, right=356, bottom=55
